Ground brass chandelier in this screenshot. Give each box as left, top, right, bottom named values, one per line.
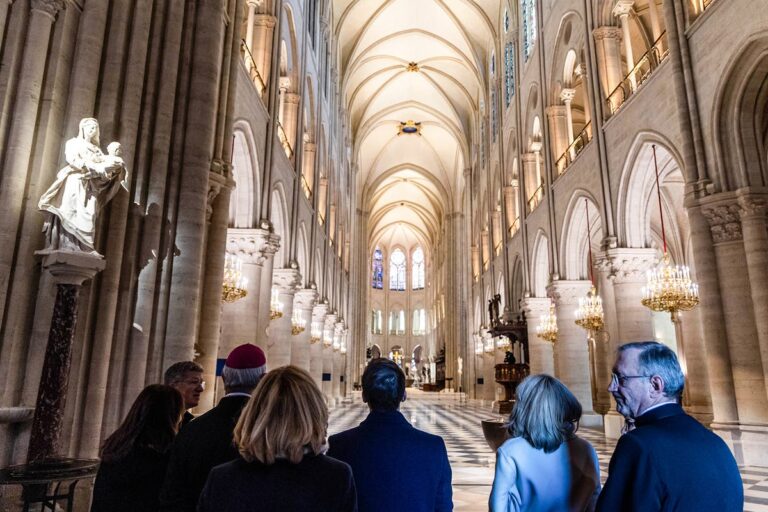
left=291, top=309, right=306, bottom=336
left=574, top=198, right=605, bottom=334
left=310, top=321, right=322, bottom=344
left=221, top=254, right=248, bottom=303
left=641, top=145, right=699, bottom=316
left=536, top=300, right=558, bottom=343
left=269, top=288, right=283, bottom=320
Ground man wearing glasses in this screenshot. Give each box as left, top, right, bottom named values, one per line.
left=164, top=361, right=206, bottom=427
left=596, top=341, right=742, bottom=511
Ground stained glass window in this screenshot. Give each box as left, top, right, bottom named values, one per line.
left=372, top=247, right=383, bottom=289
left=505, top=42, right=515, bottom=107
left=491, top=89, right=498, bottom=143
left=389, top=248, right=406, bottom=291
left=504, top=9, right=510, bottom=33
left=522, top=0, right=537, bottom=61
left=412, top=247, right=425, bottom=290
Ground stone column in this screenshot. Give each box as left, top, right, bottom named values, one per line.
left=245, top=1, right=258, bottom=53
left=560, top=88, right=577, bottom=159
left=647, top=0, right=662, bottom=43
left=521, top=152, right=537, bottom=209
left=593, top=27, right=623, bottom=100
left=545, top=106, right=568, bottom=167
left=302, top=141, right=316, bottom=197
left=322, top=313, right=337, bottom=402
left=257, top=232, right=281, bottom=342
left=267, top=268, right=301, bottom=369
left=613, top=0, right=636, bottom=90
left=279, top=90, right=300, bottom=155
left=310, top=304, right=328, bottom=389
left=27, top=250, right=105, bottom=463
left=738, top=196, right=768, bottom=402
left=491, top=210, right=502, bottom=254
left=222, top=229, right=268, bottom=353
left=521, top=298, right=555, bottom=375
left=504, top=186, right=516, bottom=231
left=333, top=321, right=344, bottom=400
left=548, top=280, right=601, bottom=426
left=253, top=14, right=276, bottom=90
left=0, top=0, right=66, bottom=318
left=291, top=289, right=317, bottom=371
left=481, top=229, right=490, bottom=270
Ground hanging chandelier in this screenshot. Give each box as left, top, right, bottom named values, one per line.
left=221, top=254, right=248, bottom=303
left=536, top=300, right=558, bottom=343
left=496, top=336, right=511, bottom=351
left=310, top=321, right=322, bottom=344
left=332, top=332, right=341, bottom=352
left=574, top=198, right=605, bottom=334
left=291, top=308, right=306, bottom=335
left=474, top=335, right=484, bottom=355
left=322, top=328, right=333, bottom=348
left=641, top=145, right=700, bottom=316
left=269, top=288, right=283, bottom=320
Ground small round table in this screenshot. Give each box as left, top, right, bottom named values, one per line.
left=0, top=458, right=99, bottom=512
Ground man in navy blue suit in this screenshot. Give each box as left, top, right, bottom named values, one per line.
left=328, top=358, right=452, bottom=512
left=596, top=341, right=743, bottom=511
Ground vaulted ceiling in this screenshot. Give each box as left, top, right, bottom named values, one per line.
left=334, top=0, right=498, bottom=253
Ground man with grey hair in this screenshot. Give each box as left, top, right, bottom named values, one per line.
left=164, top=361, right=205, bottom=427
left=160, top=344, right=267, bottom=512
left=596, top=341, right=742, bottom=511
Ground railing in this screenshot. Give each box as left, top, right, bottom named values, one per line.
left=605, top=32, right=669, bottom=118
left=300, top=174, right=312, bottom=200
left=555, top=122, right=593, bottom=176
left=277, top=121, right=294, bottom=159
left=508, top=217, right=520, bottom=236
left=240, top=40, right=267, bottom=97
left=527, top=184, right=544, bottom=212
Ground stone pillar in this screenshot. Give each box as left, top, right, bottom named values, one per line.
left=322, top=313, right=337, bottom=402
left=593, top=27, right=623, bottom=100
left=613, top=0, right=636, bottom=89
left=548, top=280, right=601, bottom=426
left=310, top=304, right=328, bottom=389
left=738, top=196, right=768, bottom=402
left=521, top=298, right=555, bottom=375
left=0, top=0, right=66, bottom=318
left=267, top=268, right=301, bottom=369
left=257, top=232, right=281, bottom=342
left=560, top=88, right=577, bottom=159
left=481, top=229, right=490, bottom=269
left=504, top=186, right=516, bottom=231
left=222, top=229, right=269, bottom=354
left=545, top=105, right=568, bottom=166
left=647, top=0, right=662, bottom=43
left=291, top=289, right=317, bottom=371
left=491, top=210, right=502, bottom=254
left=245, top=1, right=258, bottom=53
left=279, top=90, right=300, bottom=155
left=302, top=141, right=316, bottom=197
left=27, top=250, right=105, bottom=463
left=333, top=321, right=344, bottom=400
left=253, top=14, right=276, bottom=90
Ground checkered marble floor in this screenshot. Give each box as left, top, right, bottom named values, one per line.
left=329, top=389, right=768, bottom=511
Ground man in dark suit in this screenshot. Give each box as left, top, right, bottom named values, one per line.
left=596, top=341, right=743, bottom=511
left=159, top=344, right=267, bottom=512
left=328, top=358, right=452, bottom=512
left=164, top=361, right=205, bottom=427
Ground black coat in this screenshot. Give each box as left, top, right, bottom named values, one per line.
left=159, top=395, right=249, bottom=512
left=90, top=446, right=170, bottom=512
left=327, top=409, right=452, bottom=512
left=596, top=403, right=743, bottom=512
left=197, top=455, right=357, bottom=512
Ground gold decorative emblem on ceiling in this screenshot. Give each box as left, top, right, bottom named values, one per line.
left=398, top=120, right=422, bottom=136
left=406, top=62, right=419, bottom=72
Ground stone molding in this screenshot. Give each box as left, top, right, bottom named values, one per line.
left=560, top=88, right=577, bottom=103
left=520, top=297, right=551, bottom=316
left=294, top=288, right=318, bottom=310
left=545, top=105, right=567, bottom=117
left=37, top=249, right=106, bottom=286
left=593, top=26, right=622, bottom=41
left=254, top=14, right=276, bottom=27
left=312, top=304, right=329, bottom=321
left=596, top=248, right=658, bottom=284
left=702, top=203, right=742, bottom=243
left=225, top=228, right=275, bottom=265
left=737, top=195, right=768, bottom=221
left=612, top=0, right=634, bottom=18
left=31, top=0, right=65, bottom=18
left=547, top=280, right=593, bottom=304
left=324, top=314, right=338, bottom=329
left=272, top=268, right=301, bottom=292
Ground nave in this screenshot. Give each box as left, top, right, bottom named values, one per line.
left=329, top=390, right=768, bottom=512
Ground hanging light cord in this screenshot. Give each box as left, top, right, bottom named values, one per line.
left=651, top=144, right=668, bottom=255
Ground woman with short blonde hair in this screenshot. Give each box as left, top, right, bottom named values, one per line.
left=490, top=374, right=600, bottom=512
left=198, top=366, right=357, bottom=512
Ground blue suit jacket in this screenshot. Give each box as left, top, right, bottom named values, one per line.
left=328, top=409, right=452, bottom=512
left=596, top=403, right=743, bottom=512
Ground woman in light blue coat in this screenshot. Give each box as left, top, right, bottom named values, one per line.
left=489, top=374, right=600, bottom=512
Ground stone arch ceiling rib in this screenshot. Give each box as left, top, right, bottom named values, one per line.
left=336, top=0, right=495, bottom=248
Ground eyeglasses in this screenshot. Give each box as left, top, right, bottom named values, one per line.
left=611, top=373, right=649, bottom=386
left=180, top=378, right=206, bottom=390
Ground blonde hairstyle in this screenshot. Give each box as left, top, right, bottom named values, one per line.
left=234, top=366, right=328, bottom=465
left=508, top=374, right=582, bottom=453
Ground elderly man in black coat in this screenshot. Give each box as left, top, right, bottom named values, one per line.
left=159, top=344, right=267, bottom=512
left=596, top=341, right=743, bottom=512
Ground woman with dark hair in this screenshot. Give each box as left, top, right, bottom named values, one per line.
left=91, top=384, right=184, bottom=512
left=489, top=374, right=600, bottom=512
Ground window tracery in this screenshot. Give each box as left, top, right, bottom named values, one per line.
left=522, top=0, right=537, bottom=61
left=389, top=248, right=406, bottom=291
left=372, top=247, right=383, bottom=289
left=505, top=42, right=515, bottom=106
left=412, top=247, right=425, bottom=290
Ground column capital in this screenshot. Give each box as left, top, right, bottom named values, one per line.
left=545, top=105, right=567, bottom=118
left=254, top=14, right=277, bottom=27
left=324, top=313, right=338, bottom=328
left=294, top=288, right=318, bottom=310
left=31, top=0, right=65, bottom=19
left=273, top=268, right=301, bottom=292
left=737, top=194, right=768, bottom=221
left=612, top=0, right=634, bottom=17
left=520, top=297, right=551, bottom=316
left=560, top=88, right=577, bottom=103
left=36, top=249, right=105, bottom=286
left=312, top=303, right=329, bottom=320
left=246, top=0, right=262, bottom=7
left=593, top=26, right=622, bottom=41
left=547, top=280, right=593, bottom=304
left=520, top=152, right=537, bottom=164
left=226, top=228, right=275, bottom=265
left=702, top=203, right=743, bottom=243
left=596, top=247, right=658, bottom=283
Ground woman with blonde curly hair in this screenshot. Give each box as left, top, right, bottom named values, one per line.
left=489, top=374, right=600, bottom=512
left=197, top=366, right=357, bottom=512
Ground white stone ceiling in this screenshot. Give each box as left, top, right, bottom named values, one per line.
left=335, top=0, right=498, bottom=252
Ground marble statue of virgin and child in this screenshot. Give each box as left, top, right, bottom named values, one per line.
left=38, top=118, right=128, bottom=254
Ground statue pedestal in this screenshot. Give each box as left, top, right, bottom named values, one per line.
left=26, top=250, right=104, bottom=464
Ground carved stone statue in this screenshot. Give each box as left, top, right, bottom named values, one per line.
left=38, top=118, right=127, bottom=253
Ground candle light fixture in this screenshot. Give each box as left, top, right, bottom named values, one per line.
left=574, top=198, right=605, bottom=334
left=536, top=299, right=558, bottom=343
left=269, top=288, right=284, bottom=320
